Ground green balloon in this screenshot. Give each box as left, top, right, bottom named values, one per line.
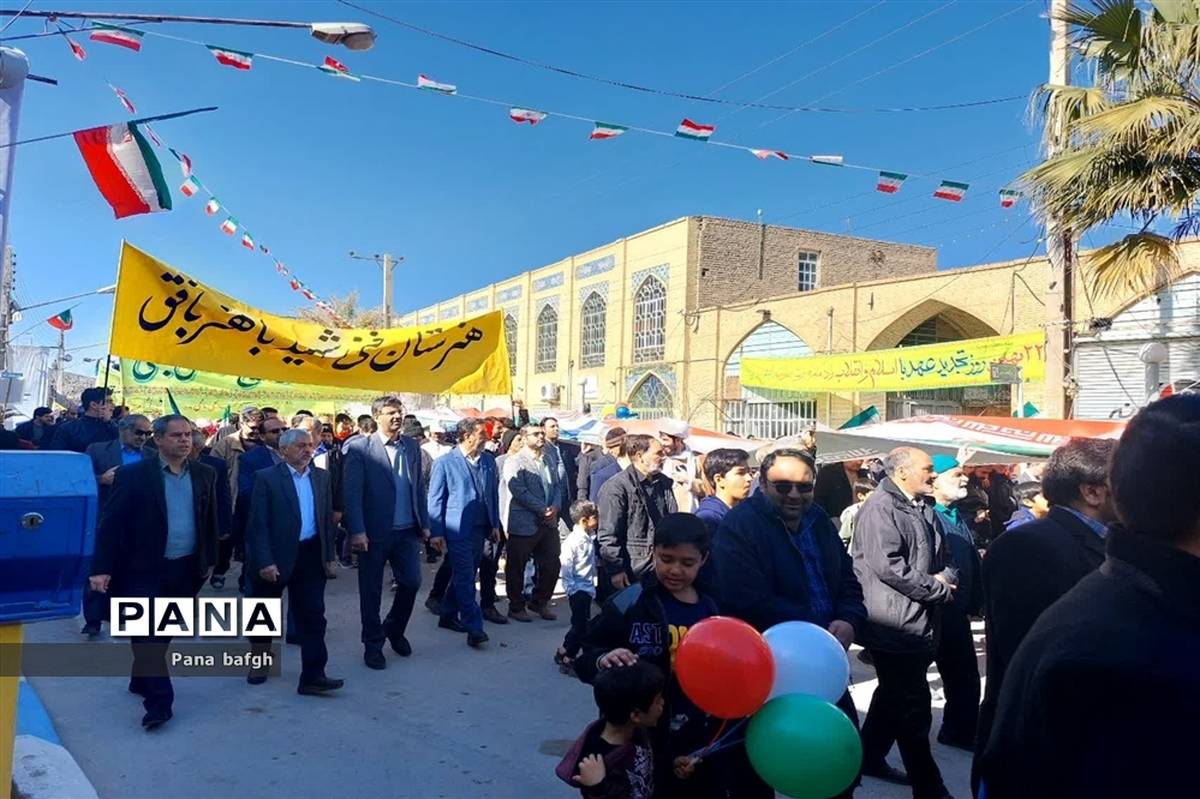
left=745, top=694, right=862, bottom=799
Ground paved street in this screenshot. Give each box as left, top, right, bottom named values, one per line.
left=23, top=560, right=980, bottom=799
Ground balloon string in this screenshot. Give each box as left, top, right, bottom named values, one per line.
left=691, top=716, right=750, bottom=759
left=693, top=733, right=748, bottom=759
left=701, top=720, right=728, bottom=756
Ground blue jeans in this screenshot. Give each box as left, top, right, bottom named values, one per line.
left=440, top=529, right=485, bottom=634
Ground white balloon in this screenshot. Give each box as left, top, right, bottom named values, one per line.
left=763, top=621, right=851, bottom=703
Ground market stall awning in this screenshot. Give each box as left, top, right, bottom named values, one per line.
left=812, top=415, right=1125, bottom=464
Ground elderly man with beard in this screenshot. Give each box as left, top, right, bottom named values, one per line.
left=852, top=446, right=958, bottom=799
left=930, top=454, right=983, bottom=752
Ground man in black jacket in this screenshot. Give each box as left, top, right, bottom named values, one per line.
left=14, top=406, right=55, bottom=448
left=596, top=434, right=677, bottom=592
left=852, top=447, right=957, bottom=799
left=973, top=437, right=1115, bottom=791
left=715, top=447, right=866, bottom=798
left=977, top=395, right=1200, bottom=799
left=48, top=387, right=116, bottom=453
left=89, top=414, right=220, bottom=730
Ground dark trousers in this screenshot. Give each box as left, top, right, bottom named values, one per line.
left=936, top=609, right=980, bottom=743
left=127, top=556, right=202, bottom=714
left=83, top=584, right=109, bottom=626
left=440, top=529, right=484, bottom=634
left=862, top=649, right=945, bottom=799
left=213, top=536, right=235, bottom=576
left=357, top=527, right=422, bottom=650
left=505, top=523, right=560, bottom=612
left=431, top=538, right=501, bottom=610
left=250, top=537, right=327, bottom=682
left=562, top=591, right=594, bottom=657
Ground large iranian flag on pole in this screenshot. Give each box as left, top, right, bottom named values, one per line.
left=73, top=123, right=172, bottom=219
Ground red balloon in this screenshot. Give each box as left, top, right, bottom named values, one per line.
left=675, top=616, right=775, bottom=719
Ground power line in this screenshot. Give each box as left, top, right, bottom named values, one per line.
left=335, top=0, right=1022, bottom=115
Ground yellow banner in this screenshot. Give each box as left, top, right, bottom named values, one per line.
left=110, top=242, right=511, bottom=395
left=741, top=331, right=1045, bottom=393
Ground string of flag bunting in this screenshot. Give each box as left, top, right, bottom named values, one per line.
left=64, top=20, right=1028, bottom=209
left=63, top=25, right=348, bottom=325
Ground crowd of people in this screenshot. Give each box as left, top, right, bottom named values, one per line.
left=5, top=384, right=1199, bottom=799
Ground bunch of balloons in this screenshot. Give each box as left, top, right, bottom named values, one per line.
left=674, top=617, right=861, bottom=799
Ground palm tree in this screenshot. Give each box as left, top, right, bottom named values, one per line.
left=295, top=290, right=387, bottom=329
left=1021, top=0, right=1200, bottom=296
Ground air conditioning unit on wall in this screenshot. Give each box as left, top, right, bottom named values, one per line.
left=539, top=383, right=561, bottom=402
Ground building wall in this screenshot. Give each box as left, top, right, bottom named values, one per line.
left=691, top=216, right=937, bottom=309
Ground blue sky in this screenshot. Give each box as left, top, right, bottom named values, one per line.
left=5, top=0, right=1054, bottom=367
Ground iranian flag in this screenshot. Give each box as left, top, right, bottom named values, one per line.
left=675, top=118, right=715, bottom=141
left=259, top=244, right=270, bottom=255
left=751, top=149, right=788, bottom=160
left=590, top=122, right=627, bottom=140
left=301, top=288, right=316, bottom=301
left=509, top=108, right=547, bottom=125
left=810, top=155, right=844, bottom=166
left=207, top=45, right=253, bottom=71
left=65, top=35, right=86, bottom=61
left=876, top=171, right=907, bottom=194
left=933, top=180, right=969, bottom=202
left=999, top=189, right=1022, bottom=208
left=169, top=148, right=192, bottom=178
left=289, top=278, right=301, bottom=291
left=220, top=217, right=238, bottom=235
left=319, top=55, right=360, bottom=81
left=241, top=232, right=255, bottom=250
left=108, top=84, right=135, bottom=114
left=89, top=23, right=144, bottom=52
left=73, top=122, right=172, bottom=219
left=179, top=176, right=201, bottom=197
left=47, top=309, right=74, bottom=332
left=418, top=74, right=457, bottom=94
left=275, top=261, right=289, bottom=276
left=204, top=198, right=221, bottom=215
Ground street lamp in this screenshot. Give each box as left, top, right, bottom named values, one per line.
left=0, top=10, right=377, bottom=50
left=11, top=283, right=115, bottom=318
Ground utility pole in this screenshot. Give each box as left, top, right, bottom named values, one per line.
left=1043, top=0, right=1074, bottom=419
left=349, top=251, right=403, bottom=327
left=0, top=246, right=13, bottom=372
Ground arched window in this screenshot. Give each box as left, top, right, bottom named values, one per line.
left=504, top=314, right=518, bottom=375
left=535, top=305, right=558, bottom=374
left=632, top=276, right=666, bottom=363
left=579, top=292, right=606, bottom=369
left=628, top=374, right=673, bottom=419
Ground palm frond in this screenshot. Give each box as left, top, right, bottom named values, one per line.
left=1060, top=0, right=1143, bottom=84
left=1072, top=95, right=1197, bottom=147
left=1084, top=232, right=1180, bottom=296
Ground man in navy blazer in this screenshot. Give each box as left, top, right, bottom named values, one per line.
left=427, top=417, right=500, bottom=648
left=245, top=428, right=343, bottom=695
left=342, top=396, right=430, bottom=670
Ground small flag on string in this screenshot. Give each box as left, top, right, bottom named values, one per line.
left=590, top=122, right=627, bottom=140
left=275, top=260, right=289, bottom=276
left=751, top=149, right=788, bottom=160
left=259, top=244, right=270, bottom=255
left=418, top=74, right=457, bottom=94
left=108, top=84, right=135, bottom=114
left=509, top=108, right=547, bottom=125
left=241, top=232, right=255, bottom=250
left=810, top=155, right=844, bottom=166
left=89, top=23, right=144, bottom=52
left=204, top=198, right=221, bottom=215
left=64, top=34, right=86, bottom=61
left=289, top=278, right=301, bottom=291
left=319, top=55, right=361, bottom=81
left=675, top=119, right=715, bottom=141
left=301, top=288, right=316, bottom=301
left=933, top=180, right=969, bottom=202
left=179, top=176, right=201, bottom=197
left=207, top=45, right=253, bottom=71
left=73, top=123, right=172, bottom=219
left=876, top=171, right=907, bottom=194
left=999, top=188, right=1022, bottom=208
left=143, top=124, right=162, bottom=147
left=169, top=148, right=192, bottom=178
left=220, top=217, right=238, bottom=235
left=47, top=309, right=74, bottom=331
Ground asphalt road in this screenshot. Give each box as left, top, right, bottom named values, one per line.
left=24, top=561, right=980, bottom=799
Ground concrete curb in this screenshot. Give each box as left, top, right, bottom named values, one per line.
left=13, top=678, right=98, bottom=799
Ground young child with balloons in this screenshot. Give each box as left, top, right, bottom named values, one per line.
left=574, top=513, right=725, bottom=798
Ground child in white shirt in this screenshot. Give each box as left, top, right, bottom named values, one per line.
left=556, top=499, right=600, bottom=674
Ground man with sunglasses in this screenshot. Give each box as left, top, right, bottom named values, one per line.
left=852, top=447, right=959, bottom=799
left=80, top=414, right=154, bottom=637
left=714, top=447, right=866, bottom=798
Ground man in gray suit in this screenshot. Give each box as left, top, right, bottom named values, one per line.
left=505, top=423, right=565, bottom=622
left=245, top=428, right=343, bottom=695
left=342, top=395, right=431, bottom=670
